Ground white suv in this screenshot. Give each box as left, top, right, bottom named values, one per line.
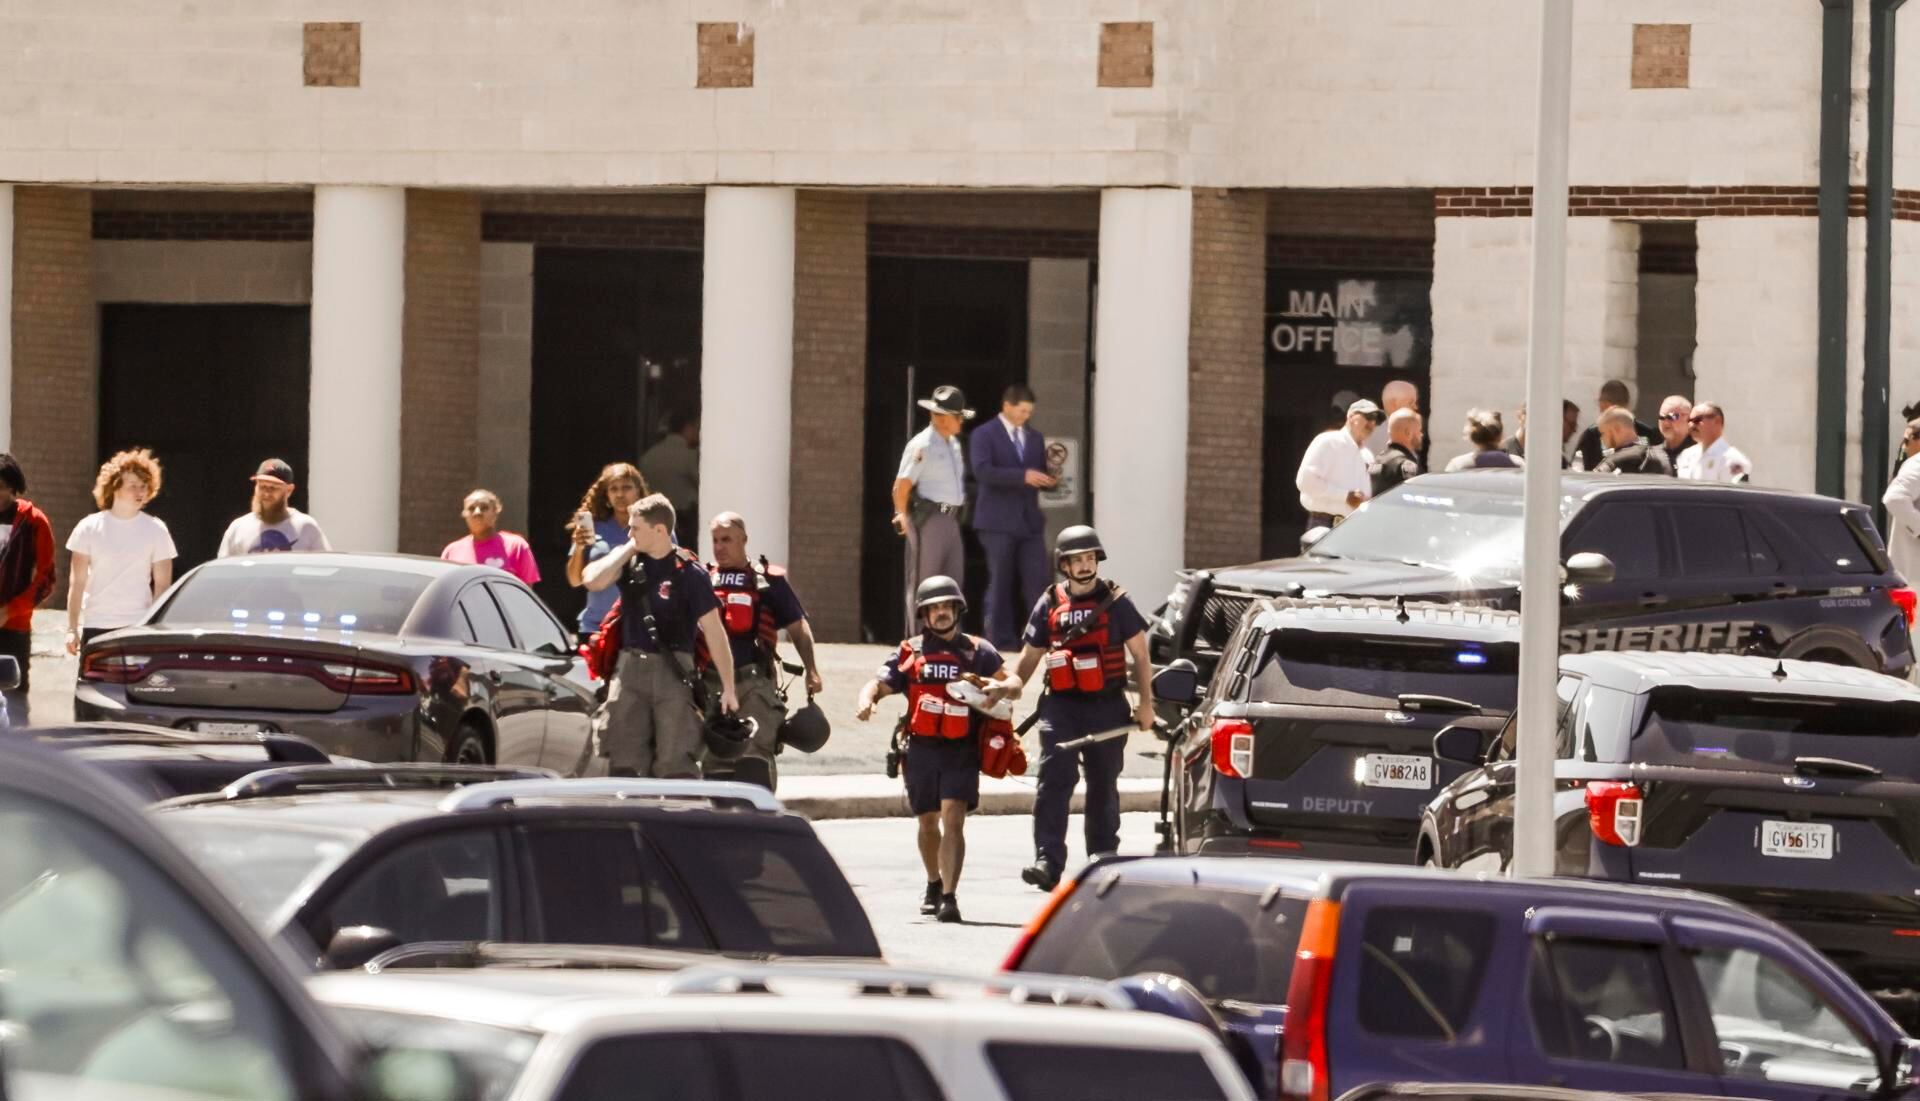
left=312, top=961, right=1256, bottom=1101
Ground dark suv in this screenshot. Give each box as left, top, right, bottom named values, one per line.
left=1159, top=598, right=1516, bottom=860
left=1152, top=473, right=1915, bottom=693
left=1424, top=652, right=1920, bottom=1005
left=149, top=766, right=880, bottom=967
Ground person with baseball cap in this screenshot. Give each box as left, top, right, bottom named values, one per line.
left=216, top=459, right=331, bottom=557
left=891, top=384, right=974, bottom=629
left=1295, top=399, right=1383, bottom=528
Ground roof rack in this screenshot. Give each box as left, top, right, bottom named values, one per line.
left=661, top=962, right=1131, bottom=1009
left=364, top=940, right=769, bottom=974
left=439, top=778, right=783, bottom=814
left=209, top=763, right=560, bottom=802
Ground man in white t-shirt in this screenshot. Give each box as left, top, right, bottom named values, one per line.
left=65, top=450, right=177, bottom=654
left=217, top=459, right=331, bottom=557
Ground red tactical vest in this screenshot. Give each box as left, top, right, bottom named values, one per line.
left=1044, top=581, right=1128, bottom=695
left=900, top=634, right=979, bottom=739
left=708, top=558, right=781, bottom=658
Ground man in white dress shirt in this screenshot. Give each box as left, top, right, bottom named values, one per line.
left=1296, top=400, right=1383, bottom=528
left=1675, top=402, right=1753, bottom=483
left=1882, top=417, right=1920, bottom=585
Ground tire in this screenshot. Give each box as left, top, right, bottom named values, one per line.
left=446, top=723, right=491, bottom=766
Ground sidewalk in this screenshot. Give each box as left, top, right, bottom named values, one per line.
left=775, top=772, right=1162, bottom=821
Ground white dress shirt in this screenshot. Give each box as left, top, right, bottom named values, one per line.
left=1675, top=438, right=1753, bottom=483
left=1296, top=429, right=1374, bottom=517
left=1884, top=453, right=1920, bottom=584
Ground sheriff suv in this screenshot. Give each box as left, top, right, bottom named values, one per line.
left=1422, top=652, right=1920, bottom=1010
left=1152, top=472, right=1915, bottom=694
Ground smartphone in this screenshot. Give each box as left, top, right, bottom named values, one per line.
left=574, top=510, right=593, bottom=531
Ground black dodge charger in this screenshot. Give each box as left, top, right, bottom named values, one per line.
left=74, top=553, right=599, bottom=774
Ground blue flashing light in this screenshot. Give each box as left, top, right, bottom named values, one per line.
left=1455, top=651, right=1488, bottom=666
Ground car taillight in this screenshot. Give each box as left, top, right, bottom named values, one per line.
left=1000, top=877, right=1079, bottom=970
left=1280, top=899, right=1341, bottom=1101
left=80, top=650, right=152, bottom=683
left=1586, top=781, right=1643, bottom=847
left=1892, top=588, right=1918, bottom=629
left=1209, top=719, right=1255, bottom=778
left=321, top=662, right=414, bottom=695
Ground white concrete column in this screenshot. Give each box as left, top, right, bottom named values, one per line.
left=0, top=184, right=13, bottom=453
left=699, top=186, right=796, bottom=562
left=1093, top=188, right=1191, bottom=601
left=309, top=186, right=405, bottom=552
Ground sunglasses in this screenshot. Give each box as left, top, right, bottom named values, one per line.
left=1687, top=414, right=1718, bottom=425
left=1658, top=412, right=1685, bottom=422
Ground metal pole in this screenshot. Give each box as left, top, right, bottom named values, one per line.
left=1513, top=0, right=1573, bottom=879
left=1865, top=0, right=1905, bottom=514
left=1815, top=0, right=1854, bottom=501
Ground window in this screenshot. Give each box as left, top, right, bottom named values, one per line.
left=155, top=560, right=431, bottom=634
left=457, top=587, right=514, bottom=650
left=987, top=1042, right=1226, bottom=1101
left=559, top=1035, right=722, bottom=1101
left=1741, top=516, right=1783, bottom=575
left=1250, top=630, right=1518, bottom=711
left=309, top=829, right=501, bottom=950
left=1565, top=503, right=1662, bottom=581
left=1356, top=907, right=1496, bottom=1040
left=1688, top=946, right=1879, bottom=1092
left=645, top=819, right=882, bottom=956
left=1016, top=879, right=1305, bottom=1004
left=1671, top=506, right=1754, bottom=577
left=1635, top=686, right=1920, bottom=778
left=523, top=825, right=710, bottom=949
left=1502, top=673, right=1578, bottom=761
left=1529, top=939, right=1683, bottom=1069
left=0, top=795, right=302, bottom=1100
left=1799, top=509, right=1884, bottom=575
left=557, top=1034, right=944, bottom=1101
left=489, top=582, right=570, bottom=655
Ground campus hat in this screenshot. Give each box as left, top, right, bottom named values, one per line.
left=1347, top=399, right=1386, bottom=423
left=251, top=459, right=295, bottom=486
left=917, top=385, right=976, bottom=419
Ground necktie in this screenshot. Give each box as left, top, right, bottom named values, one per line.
left=1013, top=426, right=1025, bottom=461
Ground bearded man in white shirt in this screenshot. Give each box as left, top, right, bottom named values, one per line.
left=1296, top=400, right=1383, bottom=528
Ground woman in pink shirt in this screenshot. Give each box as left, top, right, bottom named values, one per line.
left=441, top=489, right=540, bottom=585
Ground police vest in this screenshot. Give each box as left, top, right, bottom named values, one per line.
left=1043, top=581, right=1128, bottom=696
left=900, top=634, right=981, bottom=739
left=706, top=556, right=781, bottom=665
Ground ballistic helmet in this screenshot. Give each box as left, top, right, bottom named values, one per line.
left=915, top=575, right=967, bottom=614
left=702, top=713, right=758, bottom=761
left=1054, top=525, right=1107, bottom=566
left=777, top=699, right=832, bottom=754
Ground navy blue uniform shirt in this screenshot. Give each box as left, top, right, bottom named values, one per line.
left=1021, top=580, right=1149, bottom=651
left=618, top=552, right=718, bottom=652
left=712, top=566, right=806, bottom=668
left=878, top=632, right=1004, bottom=693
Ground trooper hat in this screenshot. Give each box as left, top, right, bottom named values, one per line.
left=915, top=574, right=967, bottom=614
left=917, top=385, right=976, bottom=419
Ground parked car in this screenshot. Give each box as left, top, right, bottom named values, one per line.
left=151, top=767, right=882, bottom=967
left=1423, top=651, right=1920, bottom=1007
left=312, top=960, right=1259, bottom=1101
left=1004, top=855, right=1920, bottom=1101
left=17, top=721, right=338, bottom=802
left=75, top=552, right=600, bottom=773
left=1152, top=473, right=1915, bottom=694
left=1158, top=597, right=1517, bottom=859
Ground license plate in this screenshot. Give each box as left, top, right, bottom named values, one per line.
left=194, top=721, right=268, bottom=736
left=1760, top=820, right=1835, bottom=860
left=1361, top=754, right=1432, bottom=789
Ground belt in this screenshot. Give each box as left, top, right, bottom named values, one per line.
left=625, top=648, right=693, bottom=659
left=924, top=502, right=961, bottom=515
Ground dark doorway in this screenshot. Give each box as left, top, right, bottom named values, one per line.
left=529, top=247, right=701, bottom=621
left=1261, top=270, right=1432, bottom=558
left=863, top=257, right=1029, bottom=642
left=98, top=304, right=311, bottom=572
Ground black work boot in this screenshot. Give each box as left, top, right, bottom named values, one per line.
left=1020, top=860, right=1061, bottom=892
left=937, top=893, right=961, bottom=923
left=920, top=880, right=942, bottom=916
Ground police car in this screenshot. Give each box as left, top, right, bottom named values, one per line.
left=1152, top=472, right=1916, bottom=696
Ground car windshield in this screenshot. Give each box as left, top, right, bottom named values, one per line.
left=330, top=1007, right=539, bottom=1101
left=155, top=815, right=358, bottom=926
left=153, top=560, right=433, bottom=636
left=1250, top=629, right=1518, bottom=710
left=1634, top=687, right=1920, bottom=778
left=1308, top=483, right=1581, bottom=581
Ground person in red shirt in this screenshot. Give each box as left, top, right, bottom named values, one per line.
left=0, top=455, right=58, bottom=722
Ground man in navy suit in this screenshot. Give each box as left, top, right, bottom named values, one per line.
left=969, top=384, right=1057, bottom=649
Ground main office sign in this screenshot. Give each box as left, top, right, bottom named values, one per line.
left=1266, top=274, right=1431, bottom=370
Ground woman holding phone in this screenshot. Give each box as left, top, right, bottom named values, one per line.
left=565, top=462, right=648, bottom=635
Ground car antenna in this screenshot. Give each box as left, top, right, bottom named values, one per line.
left=1772, top=659, right=1789, bottom=682
left=1395, top=595, right=1410, bottom=625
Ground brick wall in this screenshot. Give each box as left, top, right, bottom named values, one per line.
left=1268, top=190, right=1436, bottom=240
left=788, top=191, right=867, bottom=642
left=399, top=190, right=481, bottom=556
left=11, top=187, right=95, bottom=607
left=1184, top=188, right=1265, bottom=568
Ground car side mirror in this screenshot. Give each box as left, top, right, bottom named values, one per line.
left=1300, top=526, right=1331, bottom=554
left=0, top=654, right=21, bottom=692
left=324, top=925, right=402, bottom=971
left=1432, top=724, right=1484, bottom=766
left=1885, top=1038, right=1920, bottom=1096
left=1563, top=552, right=1616, bottom=585
left=1153, top=660, right=1200, bottom=708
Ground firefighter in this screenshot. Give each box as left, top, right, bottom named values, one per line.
left=855, top=575, right=1015, bottom=924
left=1001, top=525, right=1154, bottom=891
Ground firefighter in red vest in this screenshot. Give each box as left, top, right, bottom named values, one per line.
left=702, top=511, right=823, bottom=791
left=1001, top=525, right=1154, bottom=891
left=855, top=575, right=1014, bottom=924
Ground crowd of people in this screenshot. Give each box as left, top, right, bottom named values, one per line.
left=1295, top=378, right=1756, bottom=525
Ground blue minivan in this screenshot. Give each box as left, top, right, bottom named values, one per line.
left=1006, top=857, right=1920, bottom=1101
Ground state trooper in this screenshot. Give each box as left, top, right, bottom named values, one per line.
left=891, top=385, right=973, bottom=629
left=701, top=511, right=824, bottom=792
left=1000, top=526, right=1154, bottom=891
left=855, top=575, right=1015, bottom=924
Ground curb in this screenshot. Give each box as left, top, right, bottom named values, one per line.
left=782, top=778, right=1161, bottom=821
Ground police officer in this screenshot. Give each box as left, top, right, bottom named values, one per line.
left=1370, top=407, right=1423, bottom=497
left=1001, top=526, right=1154, bottom=891
left=891, top=385, right=973, bottom=629
left=703, top=511, right=823, bottom=791
left=1591, top=407, right=1672, bottom=475
left=855, top=575, right=1014, bottom=924
left=582, top=494, right=737, bottom=778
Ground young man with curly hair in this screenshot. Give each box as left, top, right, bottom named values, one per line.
left=65, top=449, right=177, bottom=654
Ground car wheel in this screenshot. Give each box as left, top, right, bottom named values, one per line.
left=446, top=724, right=491, bottom=766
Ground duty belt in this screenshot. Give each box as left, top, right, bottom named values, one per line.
left=922, top=502, right=961, bottom=515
